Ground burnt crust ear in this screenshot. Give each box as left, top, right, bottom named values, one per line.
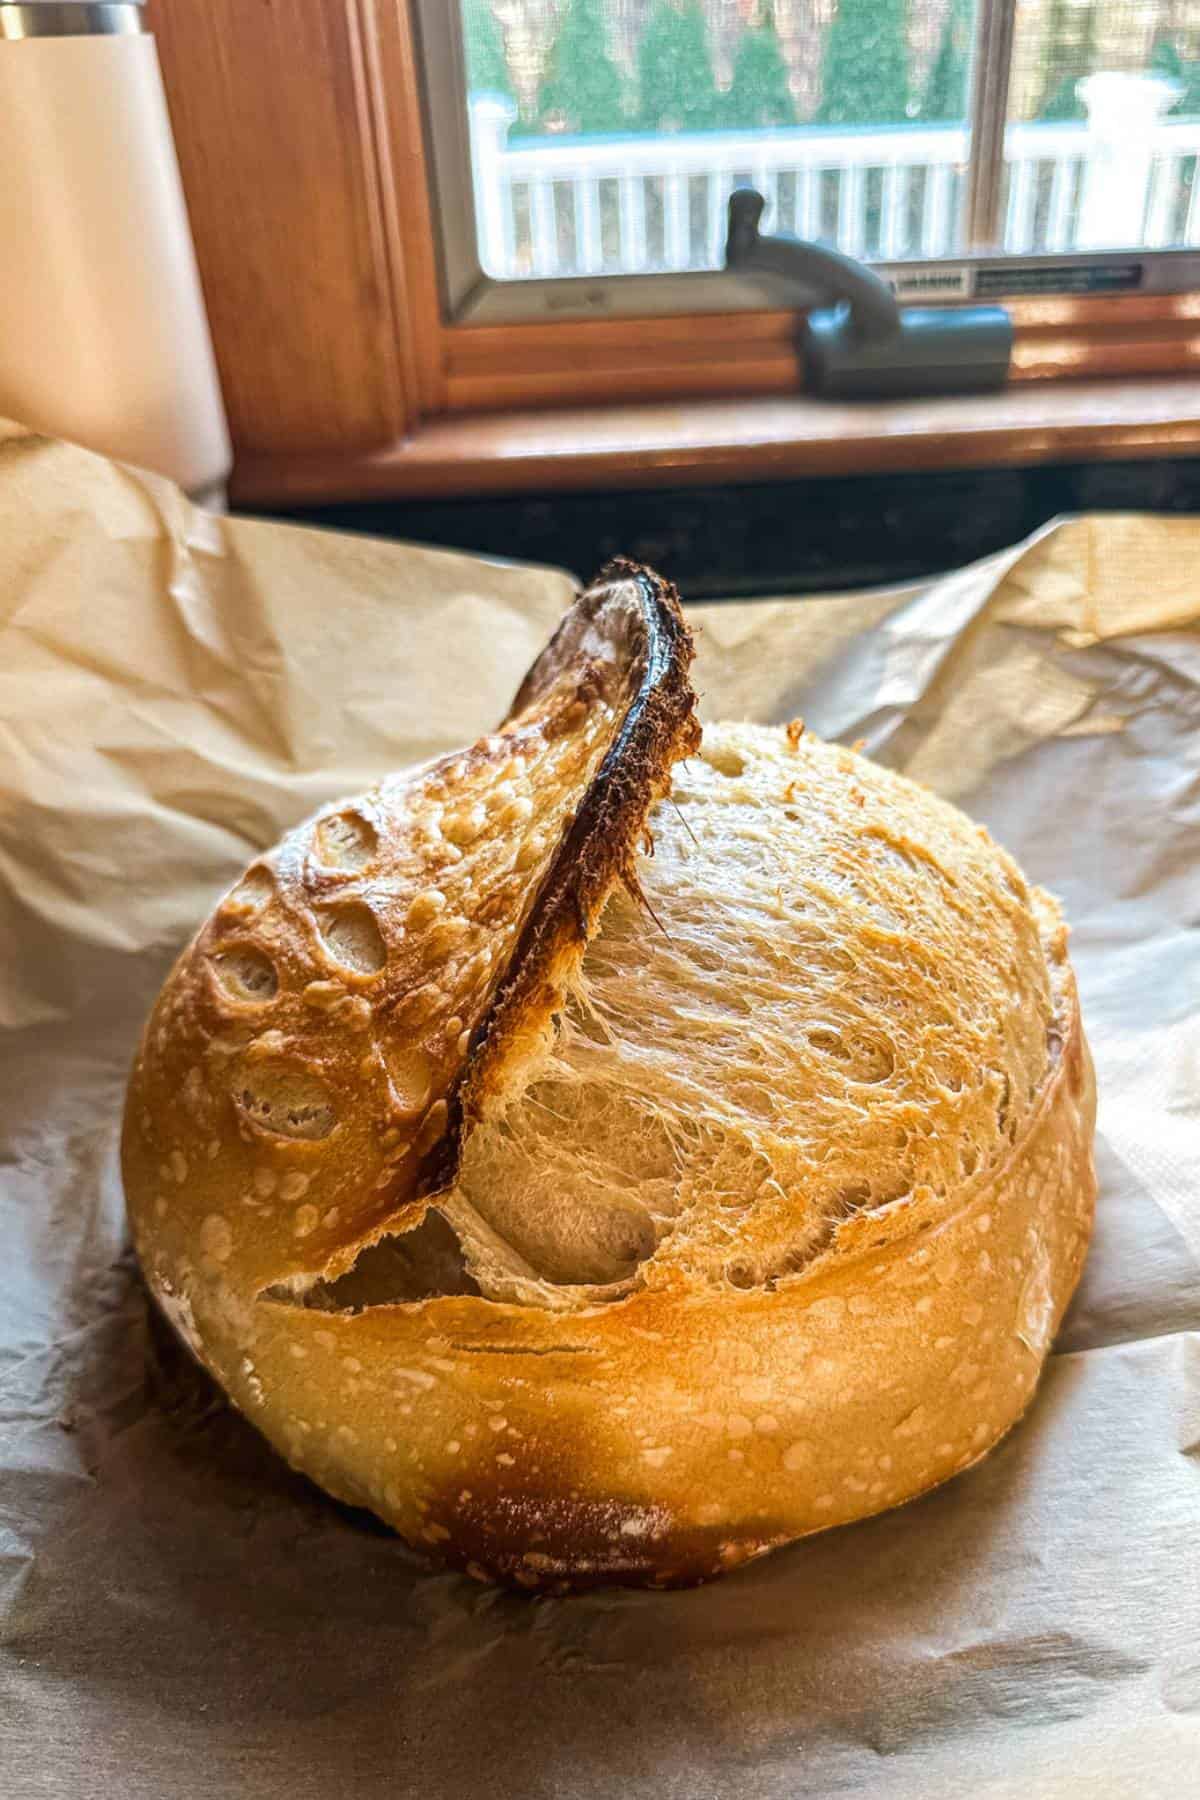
left=420, top=558, right=701, bottom=1198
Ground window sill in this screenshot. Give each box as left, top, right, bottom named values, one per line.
left=231, top=374, right=1200, bottom=509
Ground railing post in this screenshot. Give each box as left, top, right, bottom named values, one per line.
left=531, top=176, right=559, bottom=276
left=576, top=176, right=603, bottom=273
left=619, top=171, right=647, bottom=270
left=1076, top=72, right=1181, bottom=250
left=468, top=94, right=519, bottom=278
left=1004, top=151, right=1035, bottom=252
left=838, top=164, right=866, bottom=257
left=707, top=171, right=732, bottom=266
left=799, top=166, right=820, bottom=239
left=881, top=163, right=905, bottom=259
left=923, top=161, right=951, bottom=255
left=665, top=168, right=688, bottom=267
left=1144, top=153, right=1179, bottom=247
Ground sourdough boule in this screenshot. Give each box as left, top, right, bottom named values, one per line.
left=123, top=561, right=1095, bottom=1589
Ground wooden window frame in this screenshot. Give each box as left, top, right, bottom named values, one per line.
left=145, top=0, right=1200, bottom=507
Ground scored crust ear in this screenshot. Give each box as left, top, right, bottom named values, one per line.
left=123, top=561, right=699, bottom=1300
left=445, top=557, right=701, bottom=1156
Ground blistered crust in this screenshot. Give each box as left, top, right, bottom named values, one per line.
left=123, top=560, right=1097, bottom=1591
left=124, top=561, right=698, bottom=1296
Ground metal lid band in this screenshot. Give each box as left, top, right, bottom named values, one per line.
left=0, top=3, right=145, bottom=39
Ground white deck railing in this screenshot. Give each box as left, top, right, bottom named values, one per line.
left=468, top=87, right=1200, bottom=282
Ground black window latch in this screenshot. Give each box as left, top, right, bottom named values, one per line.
left=725, top=188, right=1012, bottom=401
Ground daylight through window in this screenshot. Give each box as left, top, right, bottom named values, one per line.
left=453, top=0, right=1200, bottom=286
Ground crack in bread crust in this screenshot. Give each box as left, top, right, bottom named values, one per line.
left=423, top=558, right=701, bottom=1197
left=124, top=560, right=698, bottom=1301
left=122, top=559, right=1097, bottom=1592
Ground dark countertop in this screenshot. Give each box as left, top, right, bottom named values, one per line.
left=253, top=456, right=1200, bottom=600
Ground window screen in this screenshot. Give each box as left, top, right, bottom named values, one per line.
left=457, top=0, right=1200, bottom=282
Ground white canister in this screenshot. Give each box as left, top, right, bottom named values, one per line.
left=0, top=2, right=230, bottom=500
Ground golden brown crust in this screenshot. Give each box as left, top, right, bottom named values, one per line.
left=417, top=987, right=1095, bottom=1588
left=123, top=561, right=1096, bottom=1591
left=123, top=561, right=697, bottom=1296
left=170, top=948, right=1091, bottom=1592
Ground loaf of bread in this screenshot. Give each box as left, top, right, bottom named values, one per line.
left=123, top=561, right=1096, bottom=1589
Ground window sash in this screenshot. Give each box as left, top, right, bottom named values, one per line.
left=415, top=0, right=1200, bottom=327
left=965, top=0, right=1016, bottom=249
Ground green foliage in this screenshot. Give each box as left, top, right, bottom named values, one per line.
left=724, top=7, right=796, bottom=129
left=816, top=0, right=911, bottom=127
left=461, top=0, right=512, bottom=100
left=1039, top=75, right=1085, bottom=121
left=637, top=1, right=721, bottom=133
left=918, top=0, right=972, bottom=124
left=1035, top=0, right=1097, bottom=121
left=1151, top=39, right=1183, bottom=83
left=1152, top=40, right=1200, bottom=118
left=536, top=0, right=625, bottom=135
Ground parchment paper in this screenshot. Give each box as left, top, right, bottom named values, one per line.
left=0, top=421, right=1197, bottom=1800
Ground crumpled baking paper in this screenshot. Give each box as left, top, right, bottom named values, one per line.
left=0, top=421, right=1196, bottom=1800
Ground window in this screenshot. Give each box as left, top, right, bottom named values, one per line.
left=147, top=0, right=1200, bottom=507
left=419, top=0, right=1200, bottom=322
